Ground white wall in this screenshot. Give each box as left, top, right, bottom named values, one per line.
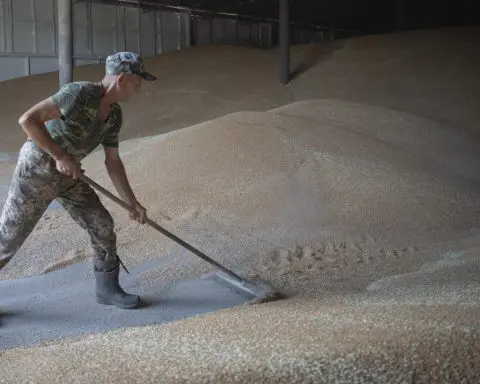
left=0, top=0, right=328, bottom=82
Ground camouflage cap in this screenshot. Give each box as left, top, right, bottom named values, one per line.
left=105, top=52, right=157, bottom=81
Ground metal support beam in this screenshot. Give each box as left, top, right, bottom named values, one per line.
left=279, top=0, right=290, bottom=84
left=58, top=0, right=73, bottom=87
left=184, top=11, right=192, bottom=48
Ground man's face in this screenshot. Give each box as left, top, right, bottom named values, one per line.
left=116, top=73, right=142, bottom=100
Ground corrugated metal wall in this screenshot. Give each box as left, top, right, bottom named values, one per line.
left=0, top=0, right=329, bottom=82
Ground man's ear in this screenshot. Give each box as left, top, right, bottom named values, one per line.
left=116, top=73, right=126, bottom=86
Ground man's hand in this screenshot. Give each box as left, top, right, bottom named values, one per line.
left=129, top=201, right=147, bottom=224
left=55, top=153, right=83, bottom=179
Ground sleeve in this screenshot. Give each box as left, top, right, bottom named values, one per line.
left=50, top=83, right=85, bottom=123
left=101, top=104, right=123, bottom=148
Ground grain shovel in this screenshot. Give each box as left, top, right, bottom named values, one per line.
left=79, top=174, right=284, bottom=305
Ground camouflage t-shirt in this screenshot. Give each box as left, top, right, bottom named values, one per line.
left=45, top=81, right=122, bottom=162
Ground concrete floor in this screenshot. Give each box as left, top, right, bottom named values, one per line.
left=0, top=253, right=252, bottom=351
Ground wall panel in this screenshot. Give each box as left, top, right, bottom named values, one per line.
left=73, top=1, right=89, bottom=55
left=0, top=56, right=27, bottom=80
left=223, top=19, right=237, bottom=45
left=237, top=22, right=250, bottom=45
left=161, top=11, right=180, bottom=53
left=0, top=0, right=342, bottom=82
left=195, top=17, right=212, bottom=46
left=139, top=10, right=155, bottom=57
left=0, top=18, right=5, bottom=52
left=91, top=2, right=118, bottom=55
left=29, top=56, right=57, bottom=74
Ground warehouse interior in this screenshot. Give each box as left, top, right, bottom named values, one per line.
left=1, top=0, right=480, bottom=382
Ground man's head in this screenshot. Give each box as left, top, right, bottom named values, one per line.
left=102, top=52, right=157, bottom=101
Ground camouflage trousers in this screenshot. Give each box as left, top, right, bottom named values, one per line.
left=0, top=141, right=119, bottom=272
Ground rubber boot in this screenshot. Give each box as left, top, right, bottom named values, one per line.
left=95, top=266, right=141, bottom=309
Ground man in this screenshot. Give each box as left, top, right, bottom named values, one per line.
left=0, top=52, right=157, bottom=310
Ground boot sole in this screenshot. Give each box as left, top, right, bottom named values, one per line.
left=96, top=295, right=142, bottom=309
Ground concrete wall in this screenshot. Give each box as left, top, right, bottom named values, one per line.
left=0, top=0, right=330, bottom=82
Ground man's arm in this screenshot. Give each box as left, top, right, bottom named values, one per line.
left=103, top=146, right=138, bottom=206
left=18, top=97, right=82, bottom=178
left=18, top=98, right=68, bottom=161
left=101, top=105, right=146, bottom=223
left=104, top=146, right=147, bottom=224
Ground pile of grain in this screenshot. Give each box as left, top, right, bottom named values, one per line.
left=1, top=27, right=480, bottom=383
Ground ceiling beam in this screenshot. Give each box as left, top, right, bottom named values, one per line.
left=77, top=0, right=357, bottom=33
